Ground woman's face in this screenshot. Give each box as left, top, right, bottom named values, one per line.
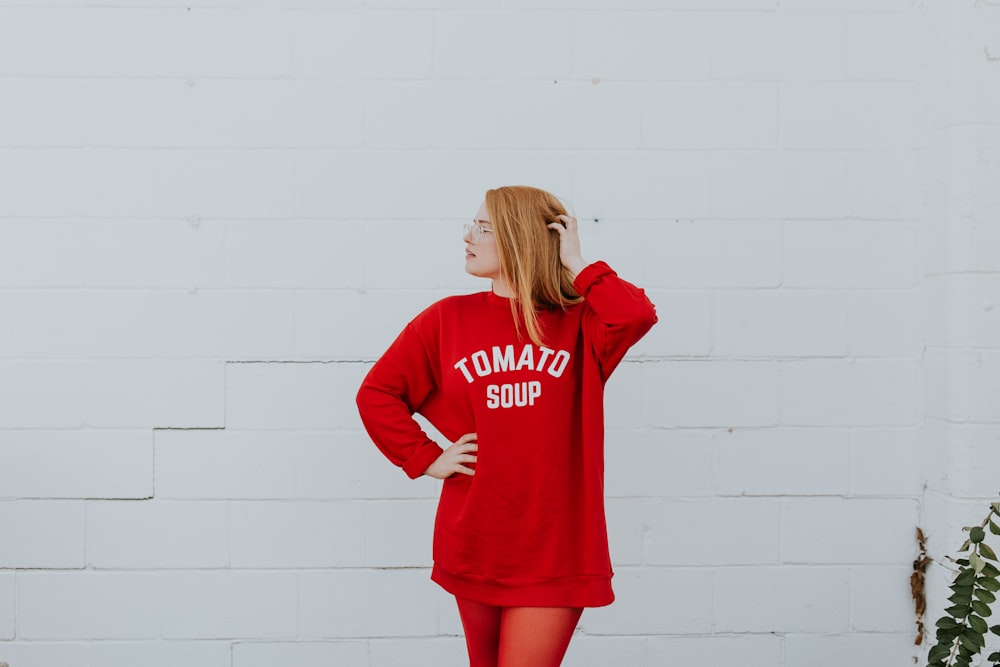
left=465, top=200, right=502, bottom=281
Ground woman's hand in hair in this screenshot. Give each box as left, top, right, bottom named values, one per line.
left=547, top=214, right=589, bottom=278
left=424, top=433, right=478, bottom=479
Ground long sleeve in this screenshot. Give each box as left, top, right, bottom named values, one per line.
left=356, top=320, right=444, bottom=479
left=573, top=260, right=658, bottom=381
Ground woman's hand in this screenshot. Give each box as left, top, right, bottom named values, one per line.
left=547, top=214, right=589, bottom=277
left=423, top=432, right=478, bottom=479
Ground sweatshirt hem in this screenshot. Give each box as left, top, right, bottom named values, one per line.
left=431, top=562, right=615, bottom=608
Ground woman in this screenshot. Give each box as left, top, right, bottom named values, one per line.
left=356, top=185, right=657, bottom=667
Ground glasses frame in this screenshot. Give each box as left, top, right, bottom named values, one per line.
left=464, top=221, right=493, bottom=245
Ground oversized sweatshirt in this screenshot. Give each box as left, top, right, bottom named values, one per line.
left=355, top=261, right=658, bottom=607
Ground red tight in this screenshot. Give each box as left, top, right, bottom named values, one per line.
left=455, top=595, right=584, bottom=667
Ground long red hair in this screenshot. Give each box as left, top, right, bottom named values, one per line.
left=484, top=185, right=583, bottom=347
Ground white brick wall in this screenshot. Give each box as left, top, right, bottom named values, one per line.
left=0, top=1, right=994, bottom=665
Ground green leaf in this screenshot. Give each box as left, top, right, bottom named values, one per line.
left=950, top=591, right=974, bottom=605
left=970, top=614, right=989, bottom=634
left=961, top=539, right=973, bottom=552
left=937, top=617, right=960, bottom=629
left=963, top=626, right=986, bottom=648
left=971, top=600, right=992, bottom=617
left=948, top=603, right=972, bottom=618
left=957, top=558, right=971, bottom=566
left=983, top=562, right=1000, bottom=578
left=990, top=520, right=1000, bottom=536
left=989, top=651, right=1000, bottom=661
left=981, top=543, right=998, bottom=561
left=991, top=623, right=1000, bottom=636
left=982, top=577, right=1000, bottom=592
left=975, top=588, right=997, bottom=604
left=991, top=501, right=1000, bottom=514
left=972, top=527, right=987, bottom=543
left=928, top=644, right=952, bottom=661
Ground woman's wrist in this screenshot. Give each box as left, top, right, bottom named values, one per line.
left=565, top=256, right=589, bottom=278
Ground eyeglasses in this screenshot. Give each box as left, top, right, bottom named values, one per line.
left=463, top=222, right=493, bottom=245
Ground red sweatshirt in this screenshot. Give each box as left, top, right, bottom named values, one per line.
left=355, top=261, right=658, bottom=607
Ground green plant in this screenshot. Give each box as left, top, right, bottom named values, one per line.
left=926, top=500, right=1000, bottom=667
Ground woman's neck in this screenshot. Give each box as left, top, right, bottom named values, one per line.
left=492, top=278, right=514, bottom=299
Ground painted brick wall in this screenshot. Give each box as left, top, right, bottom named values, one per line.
left=1, top=0, right=993, bottom=665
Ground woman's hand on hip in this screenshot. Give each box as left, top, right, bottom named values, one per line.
left=547, top=214, right=589, bottom=277
left=424, top=432, right=478, bottom=479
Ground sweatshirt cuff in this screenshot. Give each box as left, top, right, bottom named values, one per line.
left=573, top=260, right=615, bottom=295
left=402, top=441, right=444, bottom=480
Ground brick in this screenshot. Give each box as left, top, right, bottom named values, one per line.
left=572, top=12, right=710, bottom=81
left=713, top=290, right=848, bottom=357
left=18, top=572, right=160, bottom=639
left=229, top=501, right=366, bottom=568
left=0, top=221, right=86, bottom=287
left=9, top=289, right=153, bottom=358
left=780, top=0, right=910, bottom=10
left=365, top=82, right=503, bottom=149
left=642, top=83, right=776, bottom=150
left=581, top=567, right=713, bottom=635
left=363, top=220, right=476, bottom=290
left=225, top=360, right=367, bottom=430
left=848, top=289, right=922, bottom=358
left=713, top=12, right=845, bottom=81
left=154, top=289, right=296, bottom=359
left=783, top=633, right=919, bottom=667
left=160, top=571, right=297, bottom=639
left=628, top=289, right=712, bottom=360
left=605, top=429, right=715, bottom=498
left=641, top=361, right=780, bottom=428
left=155, top=430, right=297, bottom=500
left=712, top=150, right=848, bottom=220
left=292, top=10, right=432, bottom=79
left=574, top=152, right=711, bottom=222
left=299, top=569, right=438, bottom=638
left=604, top=362, right=644, bottom=429
left=86, top=500, right=228, bottom=569
left=562, top=636, right=647, bottom=667
left=0, top=573, right=12, bottom=639
left=780, top=498, right=917, bottom=564
left=849, top=427, right=920, bottom=497
left=849, top=151, right=921, bottom=220
left=504, top=82, right=640, bottom=150
left=369, top=638, right=468, bottom=666
left=782, top=82, right=918, bottom=150
left=0, top=430, right=152, bottom=499
left=849, top=566, right=916, bottom=632
left=363, top=500, right=436, bottom=567
left=605, top=498, right=645, bottom=566
left=87, top=220, right=224, bottom=289
left=297, top=431, right=440, bottom=500
left=717, top=428, right=849, bottom=496
left=0, top=150, right=296, bottom=219
left=294, top=151, right=439, bottom=220
left=785, top=222, right=918, bottom=289
left=0, top=642, right=88, bottom=667
left=780, top=359, right=919, bottom=427
left=226, top=220, right=366, bottom=289
left=233, top=641, right=369, bottom=667
left=433, top=11, right=571, bottom=80
left=0, top=501, right=85, bottom=568
left=640, top=221, right=781, bottom=289
left=90, top=641, right=231, bottom=667
left=295, top=289, right=444, bottom=361
left=714, top=566, right=849, bottom=632
left=0, top=8, right=290, bottom=77
left=0, top=361, right=89, bottom=427
left=645, top=499, right=780, bottom=566
left=648, top=635, right=782, bottom=666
